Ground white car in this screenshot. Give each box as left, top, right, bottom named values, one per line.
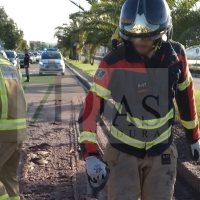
left=33, top=52, right=41, bottom=62
left=39, top=50, right=65, bottom=75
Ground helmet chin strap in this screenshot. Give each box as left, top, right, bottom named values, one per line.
left=152, top=38, right=162, bottom=51
left=142, top=39, right=162, bottom=58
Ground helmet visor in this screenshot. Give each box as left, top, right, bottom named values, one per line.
left=120, top=28, right=168, bottom=41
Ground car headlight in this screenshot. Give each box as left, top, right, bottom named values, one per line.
left=39, top=61, right=43, bottom=66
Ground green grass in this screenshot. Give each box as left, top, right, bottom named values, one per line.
left=194, top=90, right=200, bottom=121
left=22, top=74, right=57, bottom=87
left=189, top=66, right=200, bottom=74
left=67, top=60, right=98, bottom=77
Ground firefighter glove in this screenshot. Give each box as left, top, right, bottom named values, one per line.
left=85, top=156, right=107, bottom=182
left=191, top=139, right=200, bottom=161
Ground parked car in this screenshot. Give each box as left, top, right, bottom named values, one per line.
left=17, top=52, right=25, bottom=68
left=4, top=50, right=20, bottom=69
left=0, top=50, right=9, bottom=60
left=33, top=52, right=41, bottom=62
left=39, top=49, right=65, bottom=75
left=29, top=52, right=36, bottom=64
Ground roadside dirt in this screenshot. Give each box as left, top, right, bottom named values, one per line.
left=20, top=125, right=76, bottom=200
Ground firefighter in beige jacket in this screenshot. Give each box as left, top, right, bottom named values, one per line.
left=0, top=55, right=27, bottom=200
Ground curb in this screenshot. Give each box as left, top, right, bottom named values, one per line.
left=65, top=62, right=92, bottom=91
left=66, top=61, right=200, bottom=195
left=177, top=163, right=200, bottom=193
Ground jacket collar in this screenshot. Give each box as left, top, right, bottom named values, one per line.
left=124, top=41, right=179, bottom=66
left=160, top=41, right=180, bottom=68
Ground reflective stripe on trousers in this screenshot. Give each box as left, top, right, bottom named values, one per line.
left=10, top=196, right=20, bottom=200
left=0, top=119, right=26, bottom=130
left=0, top=194, right=10, bottom=200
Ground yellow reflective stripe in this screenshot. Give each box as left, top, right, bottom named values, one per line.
left=0, top=60, right=11, bottom=66
left=10, top=197, right=20, bottom=200
left=127, top=109, right=174, bottom=130
left=110, top=126, right=145, bottom=149
left=111, top=125, right=172, bottom=150
left=79, top=131, right=97, bottom=143
left=181, top=117, right=199, bottom=129
left=0, top=69, right=8, bottom=119
left=115, top=103, right=122, bottom=114
left=146, top=126, right=172, bottom=150
left=177, top=73, right=192, bottom=91
left=90, top=83, right=111, bottom=100
left=0, top=194, right=9, bottom=200
left=0, top=118, right=26, bottom=130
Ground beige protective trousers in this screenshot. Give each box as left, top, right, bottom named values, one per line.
left=0, top=143, right=22, bottom=200
left=103, top=143, right=178, bottom=200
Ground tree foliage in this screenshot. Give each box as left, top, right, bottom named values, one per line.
left=0, top=6, right=27, bottom=50
left=55, top=0, right=200, bottom=63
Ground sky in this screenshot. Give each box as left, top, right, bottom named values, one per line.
left=0, top=0, right=91, bottom=44
left=1, top=1, right=200, bottom=45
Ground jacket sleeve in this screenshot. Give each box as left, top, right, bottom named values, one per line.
left=78, top=60, right=111, bottom=159
left=175, top=45, right=200, bottom=144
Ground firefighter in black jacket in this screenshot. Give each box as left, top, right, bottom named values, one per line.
left=79, top=0, right=200, bottom=199
left=24, top=49, right=30, bottom=82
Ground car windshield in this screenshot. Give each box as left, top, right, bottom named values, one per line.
left=17, top=53, right=25, bottom=58
left=5, top=52, right=14, bottom=58
left=42, top=52, right=61, bottom=59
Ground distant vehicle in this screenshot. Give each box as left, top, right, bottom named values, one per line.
left=39, top=48, right=65, bottom=75
left=33, top=52, right=41, bottom=62
left=29, top=52, right=36, bottom=64
left=17, top=52, right=25, bottom=68
left=0, top=50, right=9, bottom=60
left=4, top=50, right=20, bottom=69
left=186, top=46, right=200, bottom=60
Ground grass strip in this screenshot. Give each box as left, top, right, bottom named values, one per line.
left=29, top=84, right=54, bottom=126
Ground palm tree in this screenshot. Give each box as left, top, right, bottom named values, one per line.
left=55, top=0, right=200, bottom=64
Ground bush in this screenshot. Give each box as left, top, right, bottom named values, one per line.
left=189, top=67, right=200, bottom=74
left=82, top=58, right=89, bottom=64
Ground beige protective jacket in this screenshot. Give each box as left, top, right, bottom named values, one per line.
left=0, top=57, right=26, bottom=142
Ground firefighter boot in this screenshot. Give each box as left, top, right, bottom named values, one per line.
left=24, top=75, right=29, bottom=82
